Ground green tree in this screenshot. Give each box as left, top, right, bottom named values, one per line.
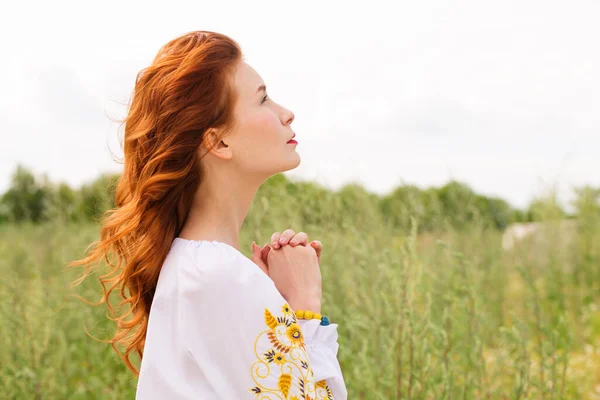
left=75, top=173, right=120, bottom=222
left=381, top=184, right=432, bottom=233
left=526, top=192, right=566, bottom=221
left=45, top=182, right=79, bottom=223
left=473, top=195, right=513, bottom=230
left=435, top=181, right=478, bottom=230
left=0, top=164, right=51, bottom=223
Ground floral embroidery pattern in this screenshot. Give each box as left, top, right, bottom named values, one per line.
left=249, top=303, right=334, bottom=399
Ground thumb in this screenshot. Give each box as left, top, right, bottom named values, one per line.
left=261, top=243, right=271, bottom=266
left=250, top=241, right=270, bottom=277
left=310, top=241, right=322, bottom=265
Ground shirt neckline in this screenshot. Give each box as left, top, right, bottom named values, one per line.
left=173, top=237, right=278, bottom=290
left=173, top=237, right=243, bottom=257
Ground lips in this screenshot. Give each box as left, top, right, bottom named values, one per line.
left=287, top=133, right=296, bottom=143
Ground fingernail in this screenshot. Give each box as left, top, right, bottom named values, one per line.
left=272, top=241, right=278, bottom=248
left=279, top=237, right=287, bottom=244
left=289, top=239, right=297, bottom=245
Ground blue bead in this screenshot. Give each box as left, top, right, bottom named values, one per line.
left=320, top=316, right=330, bottom=326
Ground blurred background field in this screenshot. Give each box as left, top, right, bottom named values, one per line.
left=1, top=165, right=599, bottom=399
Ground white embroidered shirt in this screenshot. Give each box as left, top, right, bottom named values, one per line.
left=135, top=237, right=347, bottom=399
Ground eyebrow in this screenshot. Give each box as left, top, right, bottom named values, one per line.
left=256, top=84, right=266, bottom=94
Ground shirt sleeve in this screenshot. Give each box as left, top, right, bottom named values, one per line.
left=298, top=319, right=348, bottom=399
left=178, top=243, right=347, bottom=399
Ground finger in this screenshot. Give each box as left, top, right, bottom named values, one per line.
left=271, top=232, right=282, bottom=249
left=288, top=232, right=308, bottom=247
left=278, top=228, right=296, bottom=246
left=250, top=241, right=270, bottom=277
left=261, top=243, right=271, bottom=265
left=310, top=240, right=322, bottom=264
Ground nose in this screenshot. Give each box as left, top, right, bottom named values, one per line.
left=282, top=108, right=294, bottom=126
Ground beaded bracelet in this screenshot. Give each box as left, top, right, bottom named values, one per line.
left=295, top=309, right=330, bottom=326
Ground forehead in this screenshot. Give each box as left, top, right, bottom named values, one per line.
left=233, top=61, right=264, bottom=97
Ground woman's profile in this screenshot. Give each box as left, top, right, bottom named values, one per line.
left=69, top=30, right=347, bottom=399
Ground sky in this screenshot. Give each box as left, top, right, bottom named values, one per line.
left=1, top=0, right=599, bottom=211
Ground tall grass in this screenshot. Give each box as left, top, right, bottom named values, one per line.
left=1, top=207, right=599, bottom=398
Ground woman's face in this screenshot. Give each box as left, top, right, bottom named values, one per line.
left=224, top=61, right=300, bottom=179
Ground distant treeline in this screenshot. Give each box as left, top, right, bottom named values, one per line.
left=1, top=164, right=599, bottom=233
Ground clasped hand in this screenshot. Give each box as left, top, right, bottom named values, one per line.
left=250, top=229, right=322, bottom=277
left=250, top=229, right=323, bottom=311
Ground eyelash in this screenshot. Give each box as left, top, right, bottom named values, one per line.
left=261, top=94, right=269, bottom=104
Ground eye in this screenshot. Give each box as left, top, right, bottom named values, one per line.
left=261, top=94, right=269, bottom=104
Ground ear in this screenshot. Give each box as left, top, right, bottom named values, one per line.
left=200, top=128, right=233, bottom=160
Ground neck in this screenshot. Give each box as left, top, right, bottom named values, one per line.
left=178, top=168, right=261, bottom=252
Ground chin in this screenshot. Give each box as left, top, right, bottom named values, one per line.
left=279, top=152, right=301, bottom=173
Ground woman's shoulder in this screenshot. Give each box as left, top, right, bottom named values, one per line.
left=170, top=237, right=272, bottom=287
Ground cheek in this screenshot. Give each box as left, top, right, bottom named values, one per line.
left=245, top=110, right=280, bottom=137
left=235, top=109, right=285, bottom=169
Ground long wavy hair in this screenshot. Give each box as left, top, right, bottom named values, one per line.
left=68, top=30, right=243, bottom=376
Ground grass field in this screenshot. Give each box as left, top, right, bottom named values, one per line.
left=1, top=217, right=599, bottom=399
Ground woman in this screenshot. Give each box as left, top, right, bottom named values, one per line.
left=70, top=30, right=347, bottom=399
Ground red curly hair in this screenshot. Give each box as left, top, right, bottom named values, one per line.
left=68, top=30, right=243, bottom=376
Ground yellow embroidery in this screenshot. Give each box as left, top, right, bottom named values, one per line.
left=249, top=303, right=335, bottom=399
left=281, top=304, right=292, bottom=316
left=279, top=373, right=292, bottom=397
